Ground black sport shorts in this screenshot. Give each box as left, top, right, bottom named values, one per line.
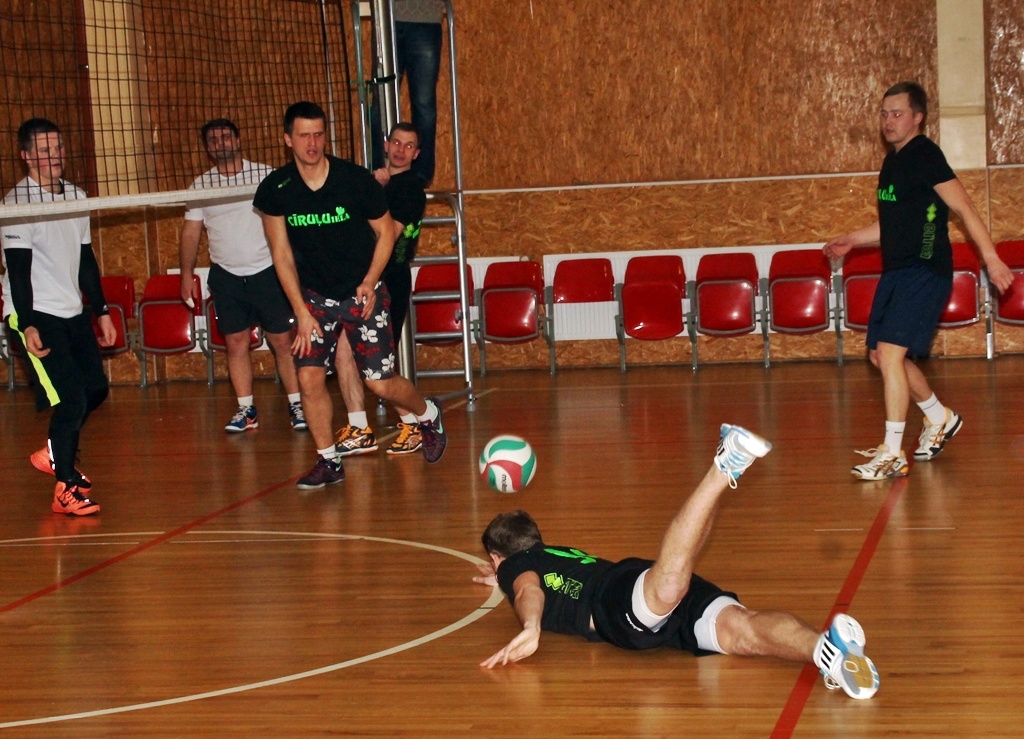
left=590, top=557, right=739, bottom=654
left=206, top=263, right=294, bottom=335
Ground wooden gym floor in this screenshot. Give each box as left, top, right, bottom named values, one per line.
left=1, top=357, right=1022, bottom=737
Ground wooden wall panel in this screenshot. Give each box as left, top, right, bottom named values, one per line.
left=990, top=168, right=1024, bottom=241
left=454, top=0, right=938, bottom=189
left=0, top=0, right=91, bottom=194
left=987, top=0, right=1024, bottom=164
left=6, top=0, right=1024, bottom=387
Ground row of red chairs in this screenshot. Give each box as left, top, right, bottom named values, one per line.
left=131, top=274, right=262, bottom=387
left=5, top=240, right=1023, bottom=389
left=2, top=274, right=261, bottom=388
left=604, top=240, right=1024, bottom=369
left=408, top=239, right=1024, bottom=375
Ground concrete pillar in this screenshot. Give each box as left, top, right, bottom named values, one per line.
left=936, top=0, right=988, bottom=169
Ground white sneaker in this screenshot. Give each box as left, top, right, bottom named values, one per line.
left=851, top=444, right=908, bottom=480
left=714, top=424, right=772, bottom=488
left=819, top=614, right=879, bottom=700
left=913, top=409, right=962, bottom=461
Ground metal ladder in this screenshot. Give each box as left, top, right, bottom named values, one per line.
left=351, top=0, right=475, bottom=409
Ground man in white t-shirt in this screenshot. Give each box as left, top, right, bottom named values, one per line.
left=1, top=118, right=115, bottom=516
left=180, top=118, right=305, bottom=433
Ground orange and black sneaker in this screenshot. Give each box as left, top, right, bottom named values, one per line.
left=52, top=481, right=100, bottom=516
left=31, top=446, right=93, bottom=492
left=335, top=424, right=378, bottom=456
left=387, top=422, right=422, bottom=455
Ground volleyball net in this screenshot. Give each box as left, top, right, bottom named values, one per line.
left=0, top=0, right=359, bottom=218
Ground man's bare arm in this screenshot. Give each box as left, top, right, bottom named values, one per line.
left=480, top=571, right=545, bottom=669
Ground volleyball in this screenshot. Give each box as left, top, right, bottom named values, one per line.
left=479, top=435, right=537, bottom=493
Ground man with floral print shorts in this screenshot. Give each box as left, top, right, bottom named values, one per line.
left=254, top=101, right=448, bottom=490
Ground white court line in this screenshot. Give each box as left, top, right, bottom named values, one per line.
left=0, top=530, right=504, bottom=729
left=0, top=532, right=163, bottom=546
left=0, top=542, right=143, bottom=548
left=814, top=527, right=956, bottom=533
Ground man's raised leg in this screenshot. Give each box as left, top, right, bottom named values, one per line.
left=643, top=425, right=771, bottom=617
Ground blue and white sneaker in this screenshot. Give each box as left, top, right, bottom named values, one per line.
left=819, top=614, right=879, bottom=700
left=225, top=405, right=258, bottom=433
left=713, top=424, right=772, bottom=488
left=289, top=401, right=308, bottom=431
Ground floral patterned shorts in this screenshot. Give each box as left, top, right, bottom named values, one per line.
left=299, top=284, right=397, bottom=380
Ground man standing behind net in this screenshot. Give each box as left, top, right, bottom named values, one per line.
left=254, top=102, right=447, bottom=490
left=334, top=122, right=426, bottom=457
left=2, top=118, right=113, bottom=516
left=180, top=118, right=306, bottom=434
left=824, top=81, right=1013, bottom=481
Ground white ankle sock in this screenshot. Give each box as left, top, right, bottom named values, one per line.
left=287, top=393, right=301, bottom=404
left=416, top=400, right=438, bottom=424
left=348, top=411, right=369, bottom=429
left=238, top=395, right=254, bottom=408
left=317, top=445, right=338, bottom=459
left=917, top=394, right=947, bottom=425
left=400, top=412, right=418, bottom=424
left=883, top=421, right=905, bottom=454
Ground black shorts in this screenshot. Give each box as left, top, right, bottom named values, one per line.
left=381, top=262, right=412, bottom=346
left=206, top=263, right=294, bottom=335
left=6, top=310, right=108, bottom=413
left=589, top=558, right=738, bottom=654
left=866, top=265, right=952, bottom=359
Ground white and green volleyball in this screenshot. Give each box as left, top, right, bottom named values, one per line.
left=479, top=435, right=537, bottom=493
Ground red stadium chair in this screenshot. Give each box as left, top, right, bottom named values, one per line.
left=200, top=297, right=264, bottom=385
left=407, top=261, right=475, bottom=380
left=546, top=257, right=616, bottom=373
left=410, top=263, right=474, bottom=346
left=693, top=252, right=759, bottom=368
left=766, top=249, right=834, bottom=366
left=840, top=247, right=883, bottom=331
left=136, top=273, right=202, bottom=387
left=615, top=255, right=687, bottom=371
left=937, top=243, right=981, bottom=328
left=476, top=260, right=550, bottom=376
left=768, top=250, right=832, bottom=333
left=695, top=252, right=759, bottom=335
left=994, top=239, right=1024, bottom=326
left=90, top=275, right=136, bottom=357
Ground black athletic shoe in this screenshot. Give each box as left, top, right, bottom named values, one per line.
left=296, top=456, right=346, bottom=489
left=419, top=398, right=448, bottom=464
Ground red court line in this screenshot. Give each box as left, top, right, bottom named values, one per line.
left=770, top=476, right=909, bottom=738
left=0, top=476, right=298, bottom=615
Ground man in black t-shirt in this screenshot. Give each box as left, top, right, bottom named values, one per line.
left=253, top=102, right=447, bottom=490
left=333, top=122, right=427, bottom=457
left=474, top=424, right=880, bottom=700
left=825, top=82, right=1013, bottom=481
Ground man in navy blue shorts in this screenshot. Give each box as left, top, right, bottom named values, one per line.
left=254, top=102, right=447, bottom=490
left=474, top=424, right=880, bottom=700
left=825, top=81, right=1013, bottom=481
